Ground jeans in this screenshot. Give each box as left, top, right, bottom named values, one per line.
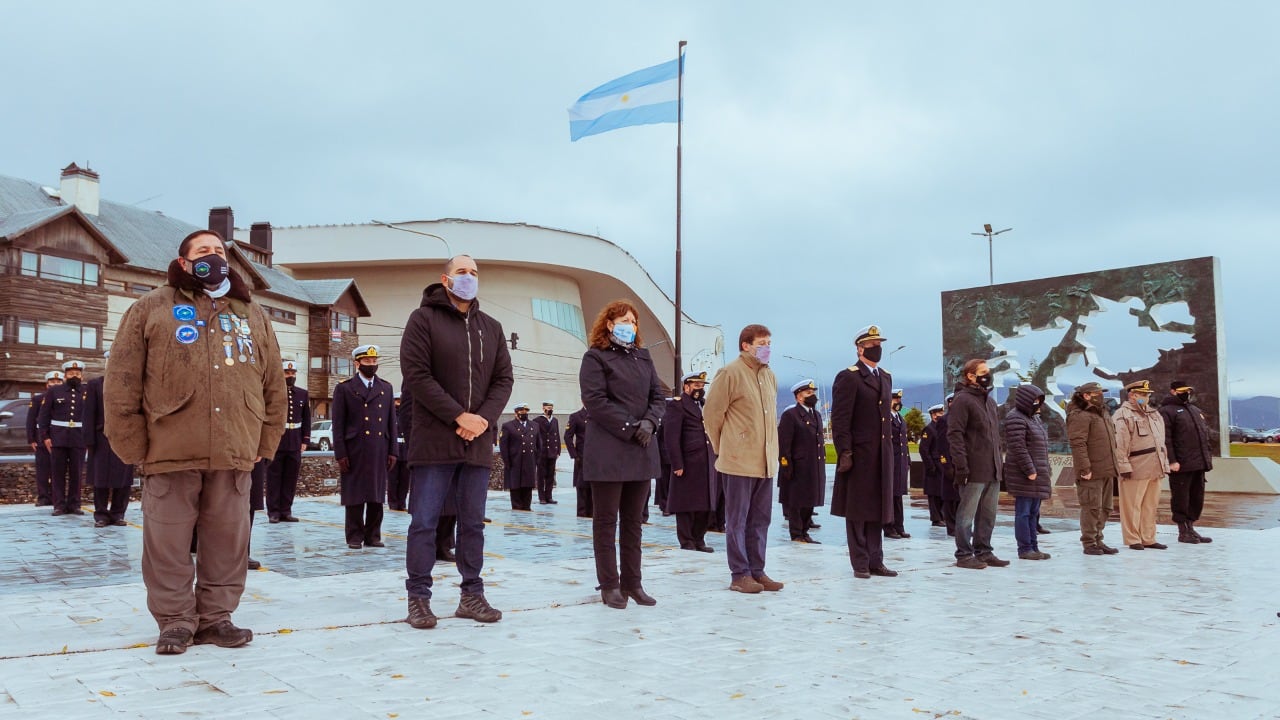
left=1014, top=496, right=1042, bottom=554
left=405, top=463, right=489, bottom=600
left=954, top=480, right=999, bottom=559
left=722, top=474, right=773, bottom=579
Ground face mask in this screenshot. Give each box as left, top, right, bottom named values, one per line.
left=516, top=412, right=528, bottom=421
left=65, top=376, right=81, bottom=389
left=447, top=273, right=478, bottom=301
left=285, top=376, right=296, bottom=387
left=892, top=402, right=902, bottom=411
left=612, top=323, right=636, bottom=344
left=1135, top=395, right=1149, bottom=406
left=862, top=344, right=883, bottom=363
left=359, top=365, right=378, bottom=379
left=188, top=253, right=229, bottom=287
left=975, top=373, right=993, bottom=389
left=1177, top=392, right=1192, bottom=404
left=1031, top=401, right=1042, bottom=412
left=803, top=395, right=819, bottom=408
left=544, top=409, right=553, bottom=417
left=753, top=344, right=771, bottom=364
left=690, top=388, right=706, bottom=402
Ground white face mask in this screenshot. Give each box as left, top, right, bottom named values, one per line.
left=447, top=273, right=478, bottom=300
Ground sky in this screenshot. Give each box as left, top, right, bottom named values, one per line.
left=3, top=2, right=1278, bottom=397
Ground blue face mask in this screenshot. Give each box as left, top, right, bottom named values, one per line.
left=447, top=273, right=478, bottom=301
left=612, top=323, right=636, bottom=344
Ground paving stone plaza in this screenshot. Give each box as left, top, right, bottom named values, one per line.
left=2, top=462, right=1278, bottom=719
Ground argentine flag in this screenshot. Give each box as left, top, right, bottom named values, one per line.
left=567, top=57, right=682, bottom=142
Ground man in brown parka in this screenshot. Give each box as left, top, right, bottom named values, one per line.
left=105, top=229, right=285, bottom=655
left=1066, top=382, right=1121, bottom=556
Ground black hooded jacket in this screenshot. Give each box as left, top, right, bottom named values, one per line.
left=945, top=381, right=1004, bottom=484
left=1002, top=384, right=1051, bottom=499
left=1158, top=394, right=1214, bottom=473
left=400, top=283, right=514, bottom=468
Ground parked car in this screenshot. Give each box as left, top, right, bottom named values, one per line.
left=1229, top=425, right=1246, bottom=443
left=1260, top=428, right=1280, bottom=444
left=308, top=419, right=333, bottom=451
left=1241, top=427, right=1273, bottom=443
left=0, top=398, right=33, bottom=454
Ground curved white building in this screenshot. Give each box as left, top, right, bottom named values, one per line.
left=256, top=219, right=724, bottom=411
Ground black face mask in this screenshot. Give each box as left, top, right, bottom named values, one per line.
left=358, top=365, right=378, bottom=379
left=187, top=253, right=229, bottom=287
left=544, top=409, right=553, bottom=417
left=690, top=388, right=706, bottom=402
left=803, top=394, right=819, bottom=408
left=65, top=376, right=81, bottom=389
left=892, top=402, right=902, bottom=411
left=862, top=344, right=883, bottom=363
left=516, top=412, right=528, bottom=421
left=285, top=376, right=296, bottom=387
left=975, top=374, right=993, bottom=389
left=1177, top=392, right=1192, bottom=404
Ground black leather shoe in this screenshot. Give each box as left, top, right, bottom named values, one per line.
left=601, top=588, right=627, bottom=609
left=282, top=516, right=300, bottom=523
left=1144, top=542, right=1168, bottom=550
left=71, top=509, right=86, bottom=515
left=193, top=620, right=253, bottom=648
left=1036, top=524, right=1050, bottom=534
left=269, top=516, right=280, bottom=524
left=808, top=523, right=822, bottom=530
left=695, top=544, right=714, bottom=553
left=884, top=530, right=903, bottom=539
left=94, top=520, right=108, bottom=528
left=247, top=558, right=261, bottom=570
left=897, top=530, right=911, bottom=539
left=1129, top=543, right=1145, bottom=550
left=548, top=500, right=558, bottom=504
left=51, top=509, right=66, bottom=516
left=623, top=586, right=656, bottom=606
left=931, top=521, right=945, bottom=527
left=112, top=519, right=128, bottom=526
left=854, top=570, right=871, bottom=579
left=801, top=535, right=822, bottom=544
left=437, top=549, right=457, bottom=562
left=366, top=541, right=386, bottom=548
left=869, top=565, right=898, bottom=577
left=347, top=543, right=362, bottom=549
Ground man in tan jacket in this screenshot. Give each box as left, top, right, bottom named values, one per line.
left=1113, top=380, right=1170, bottom=551
left=703, top=324, right=780, bottom=594
left=106, top=229, right=285, bottom=655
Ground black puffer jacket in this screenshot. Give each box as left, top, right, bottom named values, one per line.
left=945, top=382, right=1004, bottom=484
left=1158, top=394, right=1214, bottom=473
left=1002, top=384, right=1051, bottom=499
left=400, top=283, right=514, bottom=468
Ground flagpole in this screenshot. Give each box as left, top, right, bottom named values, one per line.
left=674, top=40, right=686, bottom=390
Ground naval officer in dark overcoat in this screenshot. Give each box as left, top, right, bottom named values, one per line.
left=500, top=403, right=541, bottom=510
left=333, top=344, right=397, bottom=549
left=778, top=379, right=826, bottom=544
left=87, top=354, right=135, bottom=527
left=829, top=325, right=898, bottom=579
left=663, top=372, right=719, bottom=552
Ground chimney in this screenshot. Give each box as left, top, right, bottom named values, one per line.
left=59, top=163, right=100, bottom=216
left=249, top=222, right=274, bottom=267
left=208, top=207, right=234, bottom=244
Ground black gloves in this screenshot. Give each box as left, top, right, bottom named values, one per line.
left=633, top=419, right=656, bottom=447
left=953, top=472, right=969, bottom=488
left=836, top=451, right=853, bottom=473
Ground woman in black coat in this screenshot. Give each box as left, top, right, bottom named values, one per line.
left=579, top=300, right=666, bottom=609
left=1003, top=384, right=1052, bottom=560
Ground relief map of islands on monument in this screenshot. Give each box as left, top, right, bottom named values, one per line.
left=941, top=256, right=1224, bottom=457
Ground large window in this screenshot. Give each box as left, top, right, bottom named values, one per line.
left=330, top=356, right=353, bottom=376
left=264, top=305, right=298, bottom=324
left=531, top=299, right=586, bottom=342
left=15, top=319, right=98, bottom=349
left=20, top=251, right=100, bottom=286
left=331, top=312, right=356, bottom=333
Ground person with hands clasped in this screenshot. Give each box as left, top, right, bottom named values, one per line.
left=1002, top=384, right=1052, bottom=560
left=946, top=359, right=1010, bottom=569
left=578, top=301, right=666, bottom=609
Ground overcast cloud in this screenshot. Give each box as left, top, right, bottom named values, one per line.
left=3, top=2, right=1277, bottom=396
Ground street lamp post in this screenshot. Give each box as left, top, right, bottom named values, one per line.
left=888, top=344, right=906, bottom=375
left=970, top=223, right=1013, bottom=286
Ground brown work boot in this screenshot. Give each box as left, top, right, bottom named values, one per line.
left=155, top=627, right=193, bottom=655
left=729, top=576, right=763, bottom=593
left=406, top=597, right=437, bottom=629
left=752, top=574, right=784, bottom=591
left=193, top=620, right=253, bottom=648
left=456, top=593, right=502, bottom=623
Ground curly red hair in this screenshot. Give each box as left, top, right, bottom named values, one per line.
left=588, top=300, right=644, bottom=350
